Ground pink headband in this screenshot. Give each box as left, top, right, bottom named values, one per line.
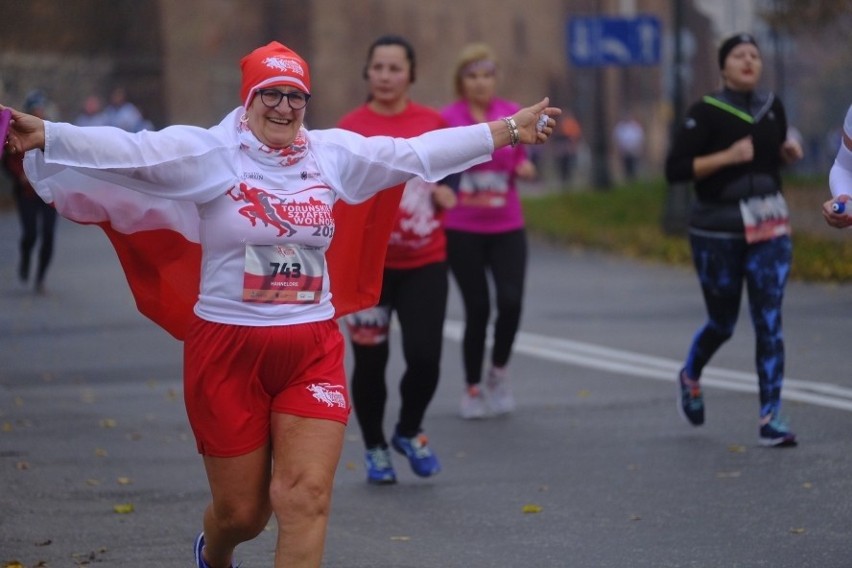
left=461, top=59, right=497, bottom=76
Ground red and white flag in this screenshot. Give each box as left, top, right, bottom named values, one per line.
left=25, top=162, right=399, bottom=340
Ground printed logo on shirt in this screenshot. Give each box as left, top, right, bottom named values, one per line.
left=242, top=171, right=264, bottom=181
left=307, top=382, right=347, bottom=408
left=458, top=171, right=510, bottom=208
left=227, top=182, right=334, bottom=237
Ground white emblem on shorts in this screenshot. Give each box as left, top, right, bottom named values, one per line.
left=307, top=383, right=346, bottom=408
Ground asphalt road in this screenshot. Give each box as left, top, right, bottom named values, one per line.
left=1, top=212, right=851, bottom=568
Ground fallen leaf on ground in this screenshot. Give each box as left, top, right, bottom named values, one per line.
left=716, top=471, right=741, bottom=478
left=113, top=503, right=134, bottom=514
left=522, top=504, right=543, bottom=514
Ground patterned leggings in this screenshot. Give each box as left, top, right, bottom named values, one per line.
left=684, top=233, right=792, bottom=420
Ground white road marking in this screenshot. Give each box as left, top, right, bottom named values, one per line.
left=443, top=320, right=852, bottom=412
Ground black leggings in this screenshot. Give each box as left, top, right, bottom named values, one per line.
left=445, top=228, right=527, bottom=386
left=15, top=190, right=57, bottom=285
left=349, top=262, right=448, bottom=448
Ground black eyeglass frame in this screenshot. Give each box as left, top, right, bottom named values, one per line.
left=257, top=88, right=311, bottom=110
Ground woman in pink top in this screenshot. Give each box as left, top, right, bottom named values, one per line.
left=441, top=44, right=537, bottom=419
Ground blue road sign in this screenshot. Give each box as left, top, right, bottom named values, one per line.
left=568, top=15, right=661, bottom=67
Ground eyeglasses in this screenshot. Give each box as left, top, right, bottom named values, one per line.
left=257, top=89, right=311, bottom=110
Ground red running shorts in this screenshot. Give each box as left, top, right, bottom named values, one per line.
left=184, top=317, right=349, bottom=457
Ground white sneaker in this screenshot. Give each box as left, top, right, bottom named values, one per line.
left=460, top=385, right=489, bottom=419
left=485, top=367, right=515, bottom=415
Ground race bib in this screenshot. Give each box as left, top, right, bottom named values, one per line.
left=458, top=171, right=510, bottom=208
left=344, top=305, right=392, bottom=346
left=739, top=193, right=791, bottom=244
left=243, top=244, right=324, bottom=304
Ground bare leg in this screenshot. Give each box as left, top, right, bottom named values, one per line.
left=270, top=413, right=345, bottom=568
left=201, top=444, right=273, bottom=568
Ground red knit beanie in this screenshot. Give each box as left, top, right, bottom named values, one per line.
left=240, top=41, right=311, bottom=109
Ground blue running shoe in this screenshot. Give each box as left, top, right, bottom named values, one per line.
left=759, top=417, right=797, bottom=447
left=677, top=369, right=704, bottom=426
left=365, top=447, right=397, bottom=485
left=194, top=532, right=238, bottom=568
left=391, top=432, right=441, bottom=478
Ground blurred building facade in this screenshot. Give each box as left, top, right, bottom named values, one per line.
left=0, top=0, right=846, bottom=186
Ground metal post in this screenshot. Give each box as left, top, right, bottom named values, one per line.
left=661, top=0, right=691, bottom=235
left=592, top=0, right=612, bottom=190
left=592, top=66, right=612, bottom=190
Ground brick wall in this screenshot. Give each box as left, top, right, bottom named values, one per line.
left=0, top=0, right=722, bottom=184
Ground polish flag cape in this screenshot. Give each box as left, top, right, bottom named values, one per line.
left=24, top=145, right=402, bottom=341
left=24, top=115, right=494, bottom=341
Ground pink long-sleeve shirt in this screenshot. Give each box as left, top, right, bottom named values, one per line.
left=440, top=98, right=528, bottom=233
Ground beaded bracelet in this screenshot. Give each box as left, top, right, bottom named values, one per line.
left=501, top=116, right=520, bottom=148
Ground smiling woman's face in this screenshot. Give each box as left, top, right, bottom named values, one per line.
left=246, top=87, right=306, bottom=148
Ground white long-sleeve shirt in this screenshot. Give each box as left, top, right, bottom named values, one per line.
left=829, top=104, right=852, bottom=198
left=25, top=107, right=494, bottom=327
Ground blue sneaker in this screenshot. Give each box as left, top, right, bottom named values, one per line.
left=365, top=447, right=397, bottom=485
left=194, top=532, right=238, bottom=568
left=391, top=432, right=441, bottom=478
left=759, top=417, right=797, bottom=447
left=677, top=369, right=704, bottom=426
